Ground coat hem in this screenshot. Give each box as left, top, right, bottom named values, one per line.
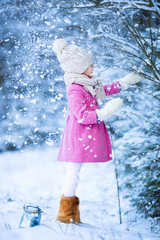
left=57, top=158, right=112, bottom=163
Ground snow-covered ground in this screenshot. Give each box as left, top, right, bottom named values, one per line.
left=0, top=148, right=159, bottom=240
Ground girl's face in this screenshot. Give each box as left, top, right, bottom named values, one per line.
left=83, top=65, right=94, bottom=78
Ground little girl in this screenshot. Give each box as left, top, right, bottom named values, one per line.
left=53, top=39, right=142, bottom=224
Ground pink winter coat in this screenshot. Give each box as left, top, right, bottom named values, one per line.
left=58, top=81, right=121, bottom=163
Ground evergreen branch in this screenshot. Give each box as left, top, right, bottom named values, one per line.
left=127, top=110, right=160, bottom=131
left=110, top=43, right=159, bottom=81
left=104, top=40, right=159, bottom=84
left=148, top=0, right=160, bottom=19
left=137, top=87, right=160, bottom=101
left=104, top=33, right=141, bottom=53
left=59, top=0, right=160, bottom=10
left=119, top=13, right=160, bottom=80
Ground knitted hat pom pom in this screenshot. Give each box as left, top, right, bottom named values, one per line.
left=53, top=39, right=68, bottom=54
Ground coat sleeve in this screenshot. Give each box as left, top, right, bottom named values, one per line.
left=68, top=87, right=98, bottom=125
left=104, top=81, right=121, bottom=96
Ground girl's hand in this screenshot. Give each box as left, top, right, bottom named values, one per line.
left=96, top=98, right=123, bottom=121
left=119, top=67, right=143, bottom=90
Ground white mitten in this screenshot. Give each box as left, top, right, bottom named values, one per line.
left=119, top=69, right=143, bottom=90
left=96, top=98, right=123, bottom=121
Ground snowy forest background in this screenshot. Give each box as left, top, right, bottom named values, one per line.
left=0, top=0, right=159, bottom=232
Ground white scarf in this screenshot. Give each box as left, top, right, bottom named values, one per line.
left=64, top=72, right=106, bottom=100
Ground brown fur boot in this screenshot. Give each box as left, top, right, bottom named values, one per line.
left=56, top=195, right=81, bottom=224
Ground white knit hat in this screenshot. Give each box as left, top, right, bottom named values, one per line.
left=52, top=39, right=94, bottom=74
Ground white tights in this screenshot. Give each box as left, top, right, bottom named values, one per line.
left=63, top=162, right=82, bottom=197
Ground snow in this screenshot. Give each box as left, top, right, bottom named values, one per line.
left=88, top=135, right=92, bottom=139
left=0, top=0, right=159, bottom=238
left=0, top=148, right=159, bottom=240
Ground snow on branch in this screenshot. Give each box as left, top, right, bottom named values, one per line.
left=103, top=1, right=160, bottom=83
left=104, top=32, right=140, bottom=53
